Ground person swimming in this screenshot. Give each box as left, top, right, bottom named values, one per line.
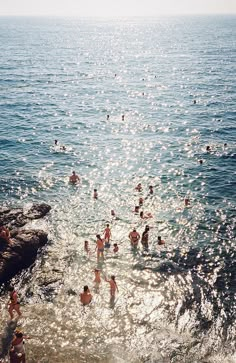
left=69, top=171, right=80, bottom=184
left=140, top=211, right=153, bottom=219
left=184, top=198, right=190, bottom=207
left=80, top=286, right=92, bottom=306
left=135, top=183, right=142, bottom=192
left=139, top=197, right=144, bottom=206
left=93, top=189, right=98, bottom=199
left=134, top=206, right=140, bottom=214
left=149, top=185, right=154, bottom=195
left=113, top=243, right=119, bottom=253
left=157, top=236, right=165, bottom=245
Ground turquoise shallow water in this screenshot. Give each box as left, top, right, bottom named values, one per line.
left=0, top=16, right=236, bottom=362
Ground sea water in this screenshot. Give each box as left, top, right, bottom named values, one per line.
left=0, top=16, right=235, bottom=362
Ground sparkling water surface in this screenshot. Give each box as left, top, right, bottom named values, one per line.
left=0, top=16, right=236, bottom=363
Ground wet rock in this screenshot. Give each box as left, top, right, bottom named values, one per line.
left=67, top=289, right=77, bottom=296
left=0, top=229, right=48, bottom=284
left=0, top=203, right=51, bottom=284
left=0, top=203, right=51, bottom=228
left=0, top=320, right=17, bottom=360
left=25, top=203, right=51, bottom=220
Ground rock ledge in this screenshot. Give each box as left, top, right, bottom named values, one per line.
left=0, top=203, right=51, bottom=284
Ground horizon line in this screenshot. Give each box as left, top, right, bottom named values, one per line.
left=0, top=12, right=236, bottom=18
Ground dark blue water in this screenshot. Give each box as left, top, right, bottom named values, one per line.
left=0, top=16, right=235, bottom=362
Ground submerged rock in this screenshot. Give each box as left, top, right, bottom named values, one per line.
left=0, top=203, right=51, bottom=284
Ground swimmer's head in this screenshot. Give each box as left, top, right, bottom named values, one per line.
left=135, top=206, right=140, bottom=212
left=54, top=140, right=58, bottom=145
left=149, top=185, right=153, bottom=189
left=158, top=236, right=161, bottom=241
left=111, top=275, right=116, bottom=281
left=72, top=171, right=76, bottom=175
left=106, top=224, right=109, bottom=227
left=84, top=240, right=88, bottom=244
left=114, top=243, right=118, bottom=247
left=140, top=211, right=144, bottom=217
left=111, top=210, right=115, bottom=216
left=8, top=286, right=14, bottom=292
left=94, top=189, right=97, bottom=192
left=84, top=285, right=89, bottom=292
left=96, top=234, right=101, bottom=239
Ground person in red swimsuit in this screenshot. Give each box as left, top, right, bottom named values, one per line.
left=8, top=286, right=22, bottom=320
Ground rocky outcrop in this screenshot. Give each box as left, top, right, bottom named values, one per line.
left=0, top=203, right=51, bottom=229
left=0, top=204, right=51, bottom=284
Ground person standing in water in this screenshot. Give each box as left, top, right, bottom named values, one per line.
left=9, top=329, right=30, bottom=363
left=8, top=286, right=22, bottom=320
left=84, top=240, right=90, bottom=255
left=69, top=171, right=80, bottom=184
left=104, top=224, right=111, bottom=243
left=80, top=286, right=92, bottom=306
left=93, top=189, right=98, bottom=199
left=105, top=275, right=118, bottom=298
left=129, top=228, right=140, bottom=248
left=94, top=269, right=101, bottom=285
left=95, top=234, right=104, bottom=261
left=141, top=225, right=150, bottom=249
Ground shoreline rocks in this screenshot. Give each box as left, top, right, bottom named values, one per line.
left=0, top=203, right=51, bottom=284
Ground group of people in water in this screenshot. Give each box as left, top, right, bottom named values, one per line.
left=0, top=137, right=225, bottom=362
left=68, top=176, right=167, bottom=308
